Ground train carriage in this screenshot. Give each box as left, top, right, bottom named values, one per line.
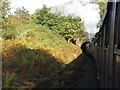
left=91, top=0, right=120, bottom=88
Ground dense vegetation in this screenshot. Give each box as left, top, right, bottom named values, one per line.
left=31, top=5, right=84, bottom=42
left=1, top=0, right=106, bottom=88
left=1, top=0, right=83, bottom=88
left=2, top=24, right=82, bottom=88
left=94, top=1, right=107, bottom=26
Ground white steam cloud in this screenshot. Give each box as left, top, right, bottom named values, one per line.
left=10, top=0, right=101, bottom=39
left=50, top=0, right=100, bottom=39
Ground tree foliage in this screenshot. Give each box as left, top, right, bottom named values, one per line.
left=0, top=0, right=11, bottom=19
left=14, top=7, right=30, bottom=24
left=2, top=15, right=21, bottom=39
left=94, top=1, right=107, bottom=26
left=31, top=6, right=84, bottom=41
left=0, top=0, right=11, bottom=37
left=2, top=6, right=30, bottom=39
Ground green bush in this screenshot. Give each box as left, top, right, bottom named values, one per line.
left=31, top=7, right=84, bottom=41
left=2, top=73, right=22, bottom=88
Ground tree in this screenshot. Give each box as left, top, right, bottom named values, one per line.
left=2, top=15, right=21, bottom=39
left=14, top=7, right=30, bottom=24
left=30, top=5, right=50, bottom=24
left=94, top=1, right=107, bottom=26
left=0, top=0, right=11, bottom=19
left=14, top=6, right=29, bottom=15
left=31, top=7, right=84, bottom=41
left=0, top=0, right=11, bottom=37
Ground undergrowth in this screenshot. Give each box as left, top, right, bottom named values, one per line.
left=2, top=23, right=82, bottom=88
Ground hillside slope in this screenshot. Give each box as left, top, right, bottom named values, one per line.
left=2, top=23, right=81, bottom=88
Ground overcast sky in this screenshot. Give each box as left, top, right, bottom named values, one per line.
left=10, top=0, right=72, bottom=14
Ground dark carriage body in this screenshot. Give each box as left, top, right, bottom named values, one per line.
left=91, top=1, right=120, bottom=88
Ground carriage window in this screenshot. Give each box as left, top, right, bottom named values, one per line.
left=100, top=27, right=104, bottom=47
left=115, top=2, right=120, bottom=49
left=105, top=12, right=110, bottom=48
left=117, top=2, right=120, bottom=49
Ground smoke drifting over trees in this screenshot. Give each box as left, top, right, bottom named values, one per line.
left=10, top=0, right=106, bottom=39
left=50, top=0, right=105, bottom=38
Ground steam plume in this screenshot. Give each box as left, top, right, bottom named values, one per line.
left=50, top=0, right=100, bottom=39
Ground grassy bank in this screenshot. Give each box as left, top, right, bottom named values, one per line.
left=2, top=24, right=82, bottom=88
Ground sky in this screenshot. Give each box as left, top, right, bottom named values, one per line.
left=10, top=0, right=107, bottom=14
left=10, top=0, right=103, bottom=38
left=10, top=0, right=72, bottom=14
left=49, top=0, right=101, bottom=38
